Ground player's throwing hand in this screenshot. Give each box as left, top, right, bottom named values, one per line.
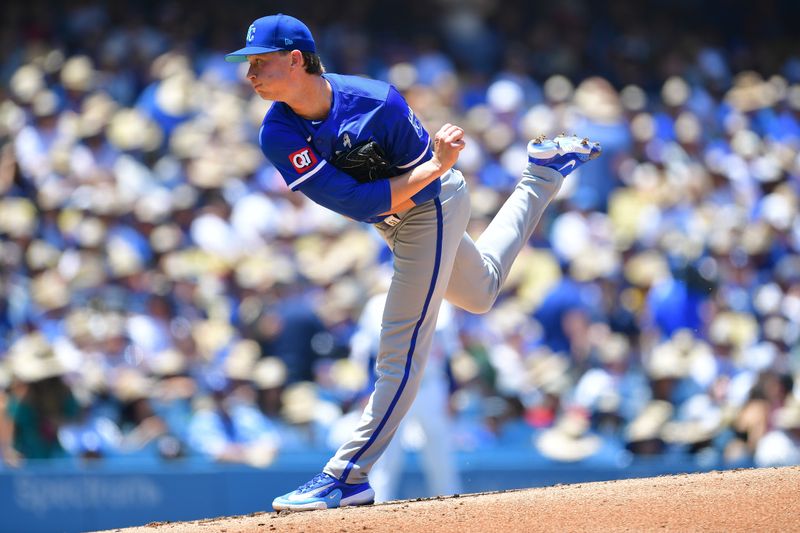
left=432, top=123, right=465, bottom=171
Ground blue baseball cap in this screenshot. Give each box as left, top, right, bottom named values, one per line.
left=225, top=14, right=316, bottom=63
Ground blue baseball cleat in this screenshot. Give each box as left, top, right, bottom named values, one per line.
left=272, top=473, right=375, bottom=511
left=527, top=134, right=602, bottom=177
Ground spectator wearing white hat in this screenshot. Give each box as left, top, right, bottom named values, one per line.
left=754, top=398, right=800, bottom=467
left=4, top=333, right=80, bottom=460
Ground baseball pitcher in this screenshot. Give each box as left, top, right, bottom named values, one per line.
left=225, top=13, right=601, bottom=511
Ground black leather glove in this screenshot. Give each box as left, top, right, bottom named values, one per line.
left=330, top=140, right=394, bottom=183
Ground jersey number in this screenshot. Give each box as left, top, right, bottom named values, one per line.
left=289, top=148, right=318, bottom=173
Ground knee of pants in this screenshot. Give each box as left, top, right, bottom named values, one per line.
left=453, top=292, right=497, bottom=315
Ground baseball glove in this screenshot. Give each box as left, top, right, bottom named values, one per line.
left=330, top=140, right=394, bottom=183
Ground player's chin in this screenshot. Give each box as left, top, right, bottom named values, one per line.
left=252, top=86, right=271, bottom=99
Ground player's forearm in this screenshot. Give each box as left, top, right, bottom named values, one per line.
left=380, top=197, right=415, bottom=215
left=385, top=158, right=447, bottom=212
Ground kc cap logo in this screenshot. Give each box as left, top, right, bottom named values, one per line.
left=289, top=147, right=318, bottom=173
left=226, top=14, right=317, bottom=62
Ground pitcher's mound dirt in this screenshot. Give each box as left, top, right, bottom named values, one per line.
left=101, top=466, right=800, bottom=532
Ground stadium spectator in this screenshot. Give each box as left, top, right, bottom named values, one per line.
left=4, top=334, right=80, bottom=460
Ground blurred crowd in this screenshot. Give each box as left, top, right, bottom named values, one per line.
left=1, top=0, right=800, bottom=472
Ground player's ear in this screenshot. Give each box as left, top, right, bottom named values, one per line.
left=290, top=50, right=304, bottom=69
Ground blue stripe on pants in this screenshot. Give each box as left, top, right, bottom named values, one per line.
left=339, top=197, right=444, bottom=483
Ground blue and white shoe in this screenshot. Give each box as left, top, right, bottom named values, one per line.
left=272, top=473, right=375, bottom=512
left=527, top=134, right=602, bottom=177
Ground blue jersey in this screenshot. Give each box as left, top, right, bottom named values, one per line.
left=258, top=73, right=439, bottom=223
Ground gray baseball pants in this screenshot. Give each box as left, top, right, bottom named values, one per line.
left=324, top=163, right=564, bottom=484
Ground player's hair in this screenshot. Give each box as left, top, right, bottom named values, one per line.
left=279, top=50, right=325, bottom=75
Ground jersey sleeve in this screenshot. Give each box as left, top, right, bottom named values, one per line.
left=259, top=121, right=392, bottom=221
left=259, top=122, right=330, bottom=191
left=379, top=86, right=433, bottom=172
